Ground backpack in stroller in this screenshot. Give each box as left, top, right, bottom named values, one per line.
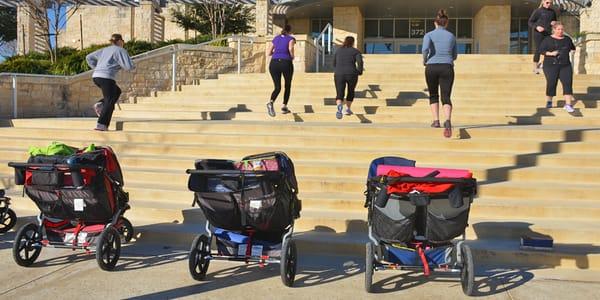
left=186, top=152, right=301, bottom=286
left=8, top=145, right=133, bottom=271
left=364, top=156, right=478, bottom=295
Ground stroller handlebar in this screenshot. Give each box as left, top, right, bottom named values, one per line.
left=8, top=162, right=103, bottom=172
left=186, top=169, right=277, bottom=175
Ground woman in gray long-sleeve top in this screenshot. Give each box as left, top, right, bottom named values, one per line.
left=86, top=33, right=135, bottom=131
left=422, top=9, right=457, bottom=138
left=333, top=36, right=364, bottom=119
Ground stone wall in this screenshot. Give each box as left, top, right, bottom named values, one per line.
left=332, top=6, right=363, bottom=49
left=1, top=43, right=266, bottom=118
left=473, top=5, right=511, bottom=54
left=288, top=18, right=310, bottom=35
left=576, top=5, right=600, bottom=74
left=59, top=6, right=135, bottom=49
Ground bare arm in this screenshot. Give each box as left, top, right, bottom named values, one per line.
left=267, top=42, right=274, bottom=56
left=288, top=39, right=296, bottom=60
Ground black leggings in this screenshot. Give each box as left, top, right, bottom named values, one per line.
left=543, top=63, right=573, bottom=97
left=334, top=74, right=359, bottom=102
left=533, top=31, right=550, bottom=63
left=269, top=59, right=293, bottom=105
left=93, top=77, right=121, bottom=127
left=425, top=64, right=454, bottom=106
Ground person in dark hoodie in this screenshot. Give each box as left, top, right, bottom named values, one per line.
left=333, top=36, right=363, bottom=119
left=529, top=0, right=557, bottom=75
left=86, top=33, right=135, bottom=131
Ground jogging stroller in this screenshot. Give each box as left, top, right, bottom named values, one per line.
left=186, top=152, right=301, bottom=286
left=0, top=189, right=17, bottom=233
left=364, top=157, right=478, bottom=295
left=8, top=145, right=133, bottom=271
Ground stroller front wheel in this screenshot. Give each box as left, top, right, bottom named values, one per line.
left=13, top=222, right=42, bottom=266
left=96, top=226, right=121, bottom=271
left=118, top=217, right=134, bottom=244
left=0, top=208, right=17, bottom=233
left=280, top=238, right=297, bottom=287
left=365, top=242, right=374, bottom=293
left=189, top=234, right=211, bottom=281
left=460, top=244, right=475, bottom=296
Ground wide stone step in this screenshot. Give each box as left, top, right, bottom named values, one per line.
left=478, top=182, right=600, bottom=201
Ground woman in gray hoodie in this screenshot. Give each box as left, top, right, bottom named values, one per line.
left=86, top=33, right=135, bottom=131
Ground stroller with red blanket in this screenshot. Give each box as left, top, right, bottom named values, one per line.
left=186, top=152, right=301, bottom=286
left=8, top=146, right=133, bottom=271
left=364, top=157, right=478, bottom=295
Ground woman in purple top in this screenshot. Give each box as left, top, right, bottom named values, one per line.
left=266, top=25, right=296, bottom=117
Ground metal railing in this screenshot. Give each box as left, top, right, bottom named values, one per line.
left=314, top=23, right=333, bottom=72
left=0, top=35, right=254, bottom=119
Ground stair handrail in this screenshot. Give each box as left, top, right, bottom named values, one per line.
left=0, top=35, right=254, bottom=119
left=314, top=23, right=333, bottom=72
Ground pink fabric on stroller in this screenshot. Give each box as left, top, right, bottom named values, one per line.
left=376, top=166, right=472, bottom=179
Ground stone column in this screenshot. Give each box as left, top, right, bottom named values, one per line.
left=333, top=6, right=364, bottom=49
left=16, top=6, right=37, bottom=54
left=578, top=5, right=600, bottom=74
left=473, top=5, right=511, bottom=54
left=133, top=0, right=157, bottom=42
left=255, top=0, right=272, bottom=36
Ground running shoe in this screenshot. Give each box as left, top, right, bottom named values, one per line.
left=431, top=120, right=441, bottom=128
left=443, top=120, right=452, bottom=138
left=94, top=124, right=108, bottom=131
left=93, top=101, right=103, bottom=117
left=344, top=108, right=353, bottom=115
left=563, top=104, right=575, bottom=113
left=266, top=101, right=276, bottom=117
left=545, top=101, right=553, bottom=109
left=281, top=106, right=291, bottom=114
left=336, top=104, right=343, bottom=119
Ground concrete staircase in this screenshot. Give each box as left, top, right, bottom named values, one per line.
left=1, top=54, right=600, bottom=270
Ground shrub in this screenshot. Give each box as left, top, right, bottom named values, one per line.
left=0, top=57, right=52, bottom=74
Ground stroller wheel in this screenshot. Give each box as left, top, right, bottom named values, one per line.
left=280, top=238, right=297, bottom=287
left=460, top=244, right=475, bottom=296
left=365, top=242, right=374, bottom=293
left=96, top=226, right=121, bottom=271
left=0, top=208, right=17, bottom=233
left=189, top=234, right=211, bottom=281
left=118, top=217, right=134, bottom=244
left=13, top=222, right=42, bottom=267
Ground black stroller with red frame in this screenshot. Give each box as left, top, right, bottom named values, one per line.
left=0, top=189, right=17, bottom=233
left=8, top=146, right=133, bottom=271
left=364, top=157, right=478, bottom=295
left=186, top=152, right=301, bottom=286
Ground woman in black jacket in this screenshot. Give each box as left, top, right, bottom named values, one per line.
left=333, top=36, right=364, bottom=119
left=529, top=0, right=557, bottom=75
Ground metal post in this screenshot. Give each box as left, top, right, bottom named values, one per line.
left=237, top=37, right=241, bottom=74
left=11, top=75, right=17, bottom=119
left=315, top=38, right=320, bottom=72
left=328, top=26, right=332, bottom=54
left=171, top=48, right=177, bottom=92
left=321, top=34, right=325, bottom=66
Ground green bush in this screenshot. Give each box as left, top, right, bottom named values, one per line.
left=0, top=34, right=220, bottom=75
left=0, top=57, right=52, bottom=74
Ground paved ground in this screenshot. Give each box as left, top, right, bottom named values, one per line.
left=1, top=232, right=600, bottom=300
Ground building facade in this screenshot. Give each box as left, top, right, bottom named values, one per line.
left=13, top=0, right=600, bottom=72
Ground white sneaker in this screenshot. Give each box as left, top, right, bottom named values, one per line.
left=93, top=102, right=103, bottom=117
left=344, top=108, right=353, bottom=115
left=94, top=124, right=108, bottom=131
left=563, top=104, right=575, bottom=113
